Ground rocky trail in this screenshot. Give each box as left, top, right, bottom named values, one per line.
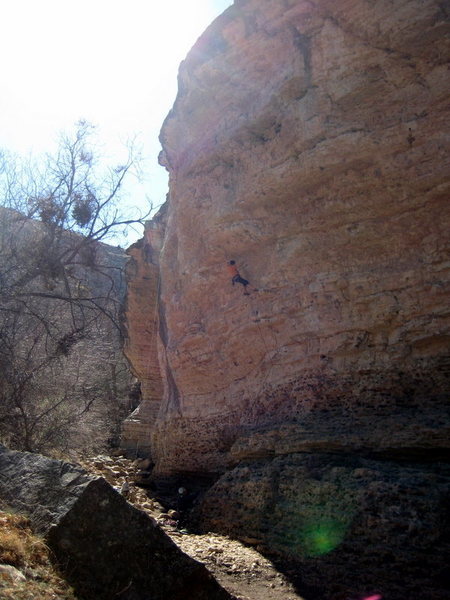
left=81, top=454, right=303, bottom=600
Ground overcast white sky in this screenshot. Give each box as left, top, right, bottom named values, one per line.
left=0, top=0, right=233, bottom=244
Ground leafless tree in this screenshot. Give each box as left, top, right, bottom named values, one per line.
left=0, top=121, right=149, bottom=454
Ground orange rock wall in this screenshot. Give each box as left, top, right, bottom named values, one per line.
left=121, top=217, right=166, bottom=455
left=125, top=0, right=449, bottom=472
left=123, top=2, right=450, bottom=596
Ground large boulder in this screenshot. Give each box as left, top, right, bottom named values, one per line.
left=0, top=445, right=232, bottom=600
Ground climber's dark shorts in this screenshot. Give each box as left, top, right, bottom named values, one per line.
left=232, top=275, right=249, bottom=287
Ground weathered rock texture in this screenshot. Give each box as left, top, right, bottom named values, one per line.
left=121, top=211, right=166, bottom=455
left=0, top=445, right=232, bottom=600
left=123, top=0, right=450, bottom=598
left=196, top=454, right=450, bottom=600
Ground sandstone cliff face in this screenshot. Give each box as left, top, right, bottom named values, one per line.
left=150, top=0, right=450, bottom=472
left=124, top=0, right=450, bottom=597
left=121, top=210, right=166, bottom=455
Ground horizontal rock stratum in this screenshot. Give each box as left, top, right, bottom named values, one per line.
left=123, top=0, right=450, bottom=598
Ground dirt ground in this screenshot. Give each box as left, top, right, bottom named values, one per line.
left=81, top=455, right=305, bottom=600
left=167, top=528, right=303, bottom=600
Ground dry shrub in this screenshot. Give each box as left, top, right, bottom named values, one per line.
left=0, top=510, right=77, bottom=599
left=0, top=530, right=27, bottom=567
left=0, top=514, right=32, bottom=567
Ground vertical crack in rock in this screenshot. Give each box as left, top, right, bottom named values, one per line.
left=158, top=290, right=182, bottom=418
left=290, top=26, right=312, bottom=86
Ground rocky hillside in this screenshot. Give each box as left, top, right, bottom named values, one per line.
left=122, top=1, right=450, bottom=598
left=0, top=207, right=133, bottom=453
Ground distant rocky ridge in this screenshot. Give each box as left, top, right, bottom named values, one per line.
left=122, top=0, right=450, bottom=598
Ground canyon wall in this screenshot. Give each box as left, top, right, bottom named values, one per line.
left=124, top=0, right=450, bottom=597
left=121, top=210, right=166, bottom=455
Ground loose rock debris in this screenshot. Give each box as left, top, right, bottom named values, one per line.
left=81, top=454, right=304, bottom=600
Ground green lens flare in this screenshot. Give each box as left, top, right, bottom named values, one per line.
left=301, top=520, right=347, bottom=556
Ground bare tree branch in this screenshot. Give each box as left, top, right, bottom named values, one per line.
left=0, top=121, right=145, bottom=453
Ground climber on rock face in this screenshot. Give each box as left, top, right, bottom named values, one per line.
left=227, top=260, right=255, bottom=296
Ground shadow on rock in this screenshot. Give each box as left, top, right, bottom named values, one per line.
left=0, top=445, right=233, bottom=600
